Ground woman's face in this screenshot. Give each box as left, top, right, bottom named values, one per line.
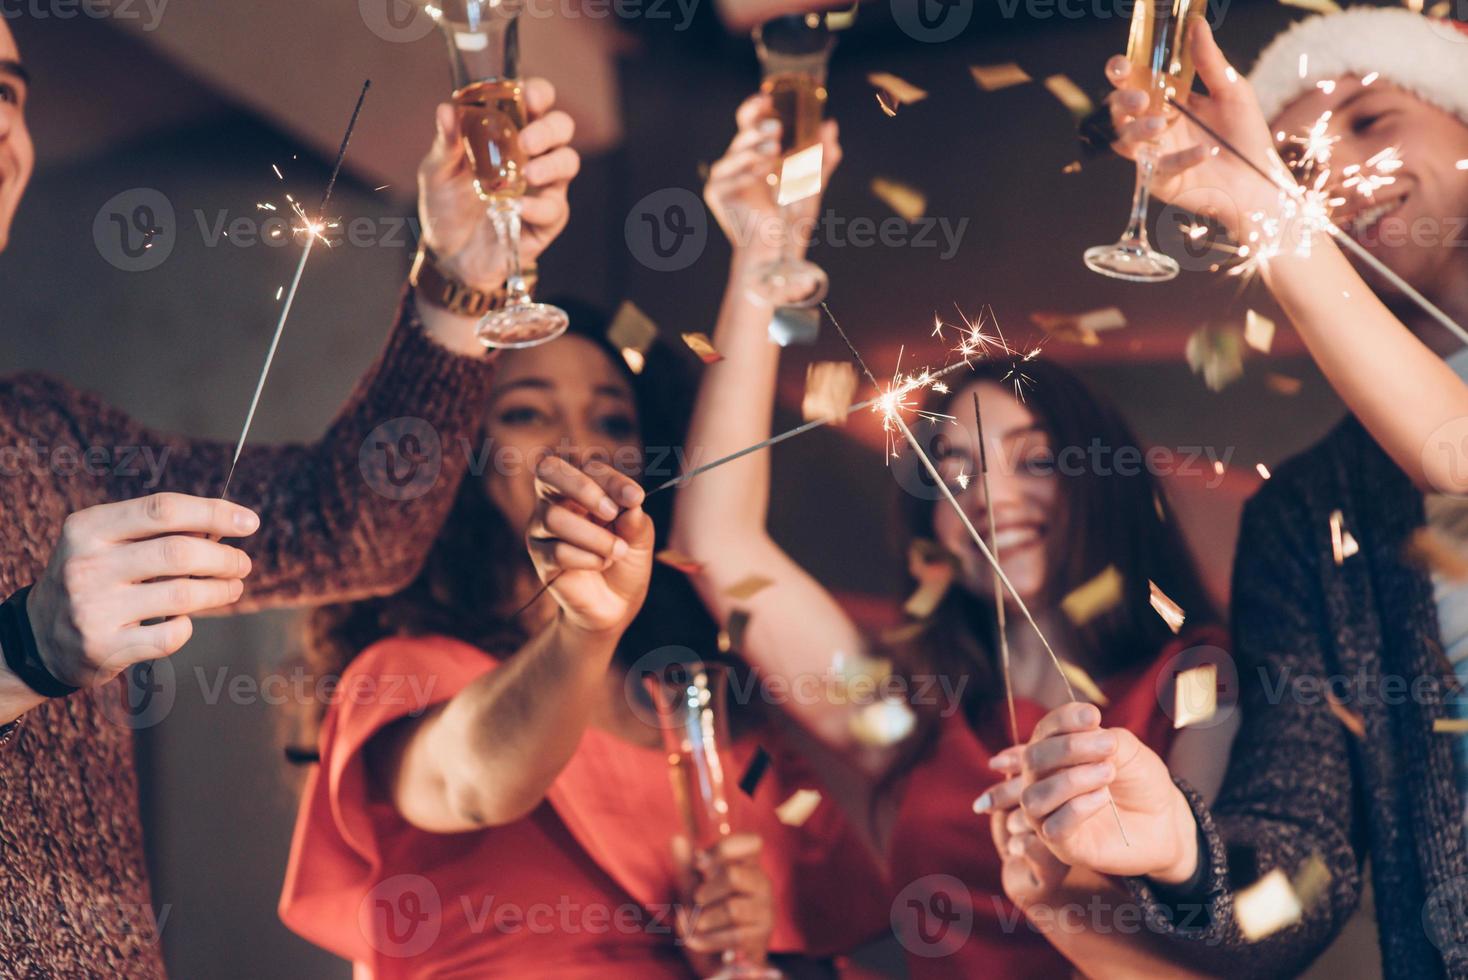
left=482, top=334, right=642, bottom=533
left=933, top=381, right=1060, bottom=605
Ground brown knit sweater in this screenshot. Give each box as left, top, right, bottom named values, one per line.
left=0, top=294, right=496, bottom=976
left=1127, top=416, right=1468, bottom=979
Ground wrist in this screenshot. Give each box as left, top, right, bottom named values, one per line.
left=553, top=612, right=624, bottom=656
left=1151, top=788, right=1203, bottom=886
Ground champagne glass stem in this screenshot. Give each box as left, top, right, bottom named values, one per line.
left=488, top=197, right=532, bottom=307
left=1117, top=142, right=1160, bottom=252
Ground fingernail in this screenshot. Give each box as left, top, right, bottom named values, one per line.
left=758, top=140, right=779, bottom=155
left=1008, top=837, right=1025, bottom=857
left=1145, top=116, right=1166, bottom=132
left=620, top=485, right=644, bottom=507
left=972, top=792, right=993, bottom=815
left=598, top=498, right=619, bottom=521
left=235, top=510, right=259, bottom=533
left=759, top=119, right=780, bottom=135
left=612, top=538, right=629, bottom=561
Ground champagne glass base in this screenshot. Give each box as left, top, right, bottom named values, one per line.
left=1083, top=243, right=1180, bottom=283
left=747, top=259, right=828, bottom=309
left=476, top=302, right=571, bottom=350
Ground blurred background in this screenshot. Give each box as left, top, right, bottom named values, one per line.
left=2, top=0, right=1380, bottom=975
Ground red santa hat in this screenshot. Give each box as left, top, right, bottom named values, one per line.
left=1248, top=7, right=1468, bottom=124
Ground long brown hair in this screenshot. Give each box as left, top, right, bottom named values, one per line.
left=890, top=357, right=1218, bottom=730
left=289, top=300, right=718, bottom=751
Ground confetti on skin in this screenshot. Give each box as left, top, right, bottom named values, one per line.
left=970, top=63, right=1032, bottom=91
left=718, top=609, right=751, bottom=654
left=774, top=789, right=824, bottom=827
left=1174, top=663, right=1217, bottom=729
left=1457, top=160, right=1468, bottom=171
left=870, top=177, right=927, bottom=222
left=725, top=574, right=776, bottom=601
left=655, top=550, right=704, bottom=575
left=1061, top=565, right=1125, bottom=627
left=1326, top=689, right=1367, bottom=738
left=1043, top=74, right=1094, bottom=119
left=1058, top=660, right=1110, bottom=707
left=802, top=362, right=859, bottom=425
left=1149, top=581, right=1187, bottom=634
left=1245, top=309, right=1277, bottom=354
left=1235, top=869, right=1304, bottom=941
left=681, top=332, right=724, bottom=364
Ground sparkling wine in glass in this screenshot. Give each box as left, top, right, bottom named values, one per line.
left=1083, top=0, right=1206, bottom=282
left=644, top=662, right=782, bottom=980
left=428, top=0, right=569, bottom=347
left=747, top=12, right=836, bottom=309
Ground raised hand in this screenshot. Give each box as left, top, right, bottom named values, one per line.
left=703, top=92, right=841, bottom=258
left=24, top=493, right=257, bottom=687
left=418, top=77, right=578, bottom=291
left=1106, top=20, right=1285, bottom=238
left=1012, top=703, right=1200, bottom=884
left=526, top=456, right=652, bottom=637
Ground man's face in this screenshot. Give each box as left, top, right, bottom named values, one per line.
left=0, top=19, right=32, bottom=254
left=1273, top=77, right=1468, bottom=300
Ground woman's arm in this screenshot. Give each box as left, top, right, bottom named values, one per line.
left=670, top=96, right=876, bottom=758
left=369, top=457, right=652, bottom=833
left=1108, top=21, right=1468, bottom=493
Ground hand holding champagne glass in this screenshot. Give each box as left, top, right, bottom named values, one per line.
left=423, top=0, right=572, bottom=347
left=1084, top=0, right=1208, bottom=282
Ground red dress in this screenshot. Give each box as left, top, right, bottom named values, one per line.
left=884, top=629, right=1229, bottom=979
left=279, top=635, right=888, bottom=979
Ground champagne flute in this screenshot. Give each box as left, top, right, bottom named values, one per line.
left=427, top=0, right=569, bottom=348
left=1083, top=0, right=1206, bottom=282
left=643, top=661, right=782, bottom=980
left=747, top=12, right=836, bottom=309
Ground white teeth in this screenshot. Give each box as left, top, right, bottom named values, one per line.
left=1349, top=200, right=1399, bottom=237
left=993, top=528, right=1040, bottom=550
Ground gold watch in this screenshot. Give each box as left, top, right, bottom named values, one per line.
left=410, top=244, right=537, bottom=318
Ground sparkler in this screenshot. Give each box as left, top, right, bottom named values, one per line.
left=973, top=390, right=1019, bottom=746
left=821, top=303, right=1130, bottom=846
left=218, top=80, right=372, bottom=502
left=1167, top=95, right=1468, bottom=347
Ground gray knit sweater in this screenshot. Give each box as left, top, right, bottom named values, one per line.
left=1128, top=416, right=1468, bottom=979
left=0, top=297, right=496, bottom=976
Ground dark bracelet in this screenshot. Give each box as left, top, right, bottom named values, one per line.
left=0, top=586, right=79, bottom=700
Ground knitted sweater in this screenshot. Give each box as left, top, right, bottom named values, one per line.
left=0, top=296, right=496, bottom=976
left=1128, top=416, right=1468, bottom=979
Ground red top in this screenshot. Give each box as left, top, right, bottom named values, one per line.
left=884, top=629, right=1230, bottom=979
left=279, top=635, right=888, bottom=979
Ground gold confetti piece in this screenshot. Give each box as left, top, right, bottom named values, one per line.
left=904, top=539, right=956, bottom=618
left=971, top=63, right=1032, bottom=91
left=719, top=609, right=751, bottom=654
left=1326, top=689, right=1366, bottom=739
left=1043, top=74, right=1094, bottom=120
left=1061, top=565, right=1125, bottom=627
left=621, top=348, right=645, bottom=375
left=1406, top=527, right=1468, bottom=582
left=1245, top=309, right=1277, bottom=354
left=774, top=788, right=824, bottom=827
left=881, top=620, right=929, bottom=646
left=1174, top=663, right=1217, bottom=729
left=656, top=550, right=703, bottom=575
left=1031, top=307, right=1126, bottom=346
left=726, top=574, right=775, bottom=601
left=1434, top=718, right=1468, bottom=734
left=1266, top=373, right=1303, bottom=396
left=825, top=2, right=858, bottom=30
left=1279, top=0, right=1341, bottom=12
left=1257, top=463, right=1273, bottom=481
left=1059, top=659, right=1110, bottom=707
left=1328, top=510, right=1361, bottom=565
left=870, top=177, right=926, bottom=222
left=1150, top=581, right=1187, bottom=634
left=1186, top=324, right=1246, bottom=392
left=904, top=576, right=953, bottom=619
left=831, top=650, right=895, bottom=690
left=1235, top=868, right=1304, bottom=941
left=867, top=71, right=929, bottom=108
left=1061, top=160, right=1083, bottom=174
left=778, top=143, right=824, bottom=206
left=875, top=92, right=898, bottom=117
left=1427, top=0, right=1452, bottom=15
left=608, top=300, right=659, bottom=356
left=681, top=332, right=724, bottom=364
left=1293, top=854, right=1332, bottom=910
left=850, top=697, right=918, bottom=747
left=802, top=361, right=859, bottom=425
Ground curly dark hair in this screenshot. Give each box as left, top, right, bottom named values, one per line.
left=288, top=299, right=719, bottom=752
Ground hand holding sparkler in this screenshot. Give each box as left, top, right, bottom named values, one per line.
left=1106, top=20, right=1283, bottom=241
left=999, top=703, right=1201, bottom=884
left=418, top=78, right=577, bottom=301
left=981, top=762, right=1074, bottom=915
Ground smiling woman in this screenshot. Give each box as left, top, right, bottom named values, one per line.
left=0, top=26, right=36, bottom=253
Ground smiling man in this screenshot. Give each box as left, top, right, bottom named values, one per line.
left=0, top=13, right=581, bottom=975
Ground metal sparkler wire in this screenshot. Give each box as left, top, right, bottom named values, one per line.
left=821, top=302, right=1130, bottom=847
left=973, top=390, right=1020, bottom=748
left=1165, top=94, right=1468, bottom=348
left=219, top=80, right=373, bottom=502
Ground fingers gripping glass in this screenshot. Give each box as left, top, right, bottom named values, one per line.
left=427, top=0, right=569, bottom=347
left=747, top=13, right=837, bottom=309
left=1084, top=0, right=1205, bottom=283
left=644, top=662, right=782, bottom=980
